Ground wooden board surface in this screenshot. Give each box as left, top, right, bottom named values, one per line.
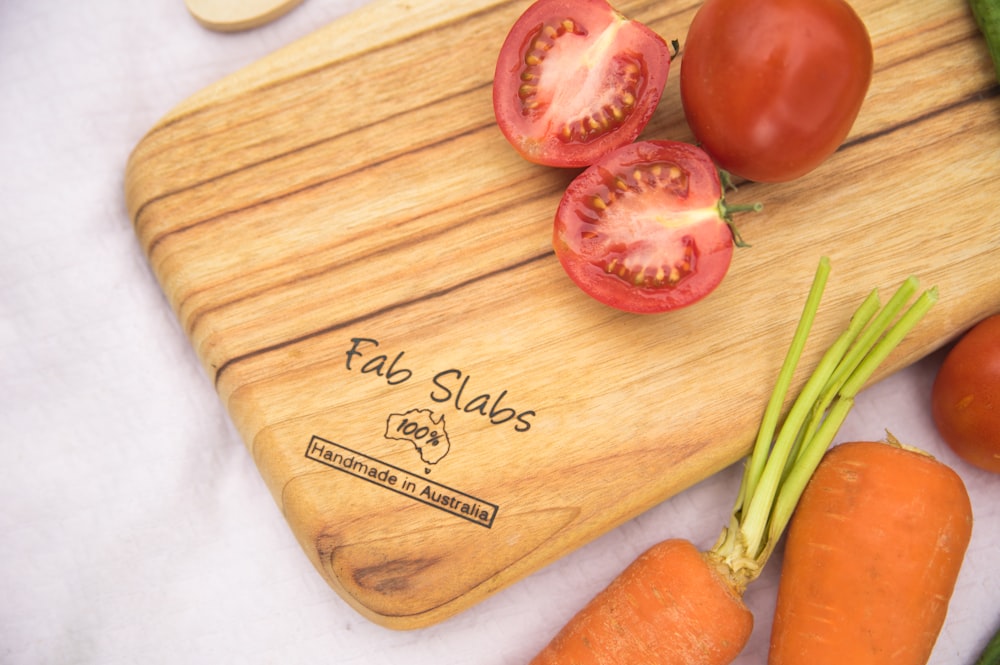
left=125, top=0, right=1000, bottom=629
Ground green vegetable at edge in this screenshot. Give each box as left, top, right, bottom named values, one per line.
left=976, top=621, right=1000, bottom=665
left=971, top=0, right=1000, bottom=83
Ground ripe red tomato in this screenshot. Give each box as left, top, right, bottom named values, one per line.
left=553, top=140, right=742, bottom=314
left=493, top=0, right=673, bottom=168
left=931, top=314, right=1000, bottom=474
left=679, top=0, right=873, bottom=183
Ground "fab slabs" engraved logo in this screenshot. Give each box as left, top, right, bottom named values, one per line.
left=302, top=337, right=525, bottom=528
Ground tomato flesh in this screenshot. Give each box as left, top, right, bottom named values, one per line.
left=680, top=0, right=873, bottom=183
left=554, top=140, right=734, bottom=313
left=931, top=314, right=1000, bottom=474
left=493, top=0, right=672, bottom=168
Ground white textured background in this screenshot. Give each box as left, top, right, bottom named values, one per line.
left=2, top=1, right=997, bottom=663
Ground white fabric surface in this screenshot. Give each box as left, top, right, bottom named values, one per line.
left=2, top=1, right=997, bottom=663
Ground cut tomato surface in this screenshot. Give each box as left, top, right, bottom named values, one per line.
left=493, top=0, right=673, bottom=168
left=553, top=140, right=739, bottom=314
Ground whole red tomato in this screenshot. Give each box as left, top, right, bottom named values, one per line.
left=931, top=314, right=1000, bottom=474
left=680, top=0, right=873, bottom=183
left=553, top=140, right=748, bottom=314
left=493, top=0, right=673, bottom=168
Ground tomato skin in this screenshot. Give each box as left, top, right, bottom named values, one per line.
left=680, top=0, right=873, bottom=183
left=553, top=140, right=734, bottom=314
left=493, top=0, right=672, bottom=168
left=931, top=314, right=1000, bottom=474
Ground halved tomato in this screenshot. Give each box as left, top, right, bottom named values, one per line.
left=553, top=140, right=748, bottom=313
left=493, top=0, right=673, bottom=168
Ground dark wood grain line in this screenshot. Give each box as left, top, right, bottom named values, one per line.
left=871, top=13, right=977, bottom=71
left=845, top=84, right=999, bottom=150
left=181, top=174, right=570, bottom=336
left=210, top=250, right=554, bottom=387
left=133, top=79, right=495, bottom=242
left=141, top=111, right=498, bottom=257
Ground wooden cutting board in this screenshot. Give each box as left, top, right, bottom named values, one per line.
left=125, top=0, right=1000, bottom=629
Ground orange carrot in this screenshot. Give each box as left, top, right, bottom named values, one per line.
left=526, top=258, right=939, bottom=665
left=530, top=540, right=752, bottom=665
left=768, top=439, right=973, bottom=665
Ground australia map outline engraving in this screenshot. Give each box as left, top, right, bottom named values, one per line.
left=385, top=408, right=451, bottom=474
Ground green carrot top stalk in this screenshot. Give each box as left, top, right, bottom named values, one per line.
left=708, top=256, right=938, bottom=591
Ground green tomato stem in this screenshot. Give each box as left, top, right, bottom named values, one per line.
left=716, top=170, right=761, bottom=249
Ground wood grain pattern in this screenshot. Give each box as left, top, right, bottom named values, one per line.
left=125, top=0, right=1000, bottom=629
